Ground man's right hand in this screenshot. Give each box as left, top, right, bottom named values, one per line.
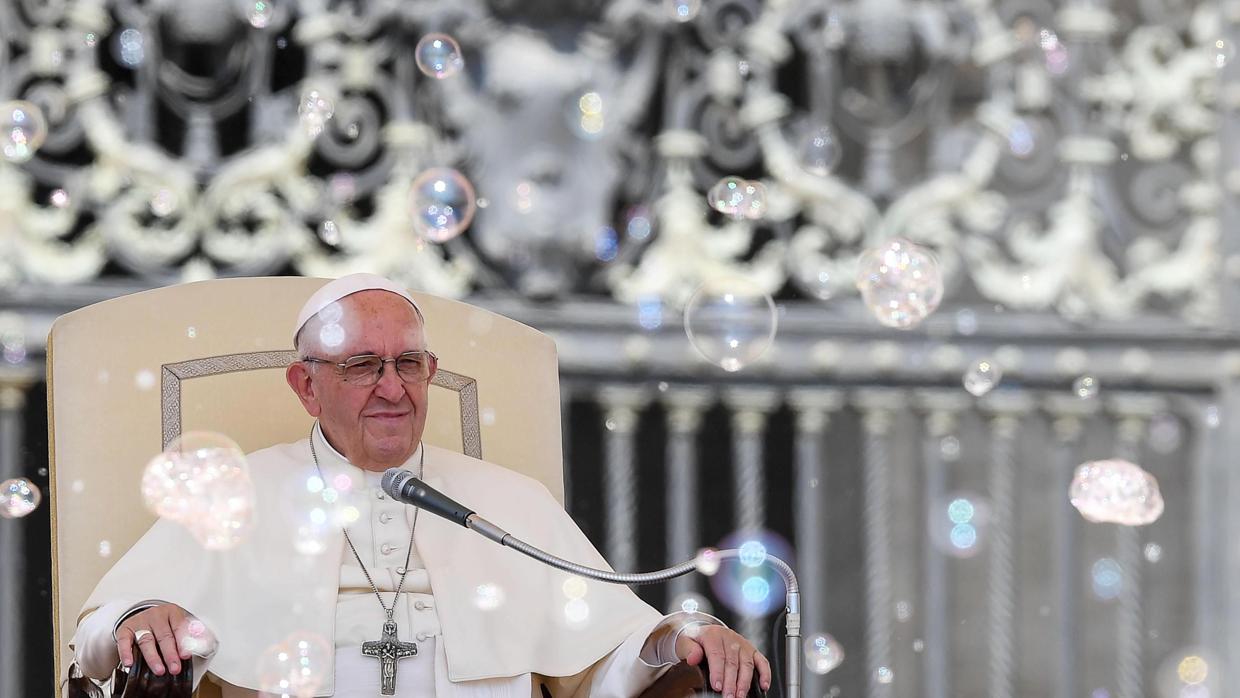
left=114, top=603, right=194, bottom=676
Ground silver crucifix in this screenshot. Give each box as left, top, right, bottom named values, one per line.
left=361, top=619, right=418, bottom=695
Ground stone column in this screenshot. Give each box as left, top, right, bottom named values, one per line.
left=788, top=389, right=844, bottom=698
left=914, top=390, right=971, bottom=698
left=0, top=370, right=33, bottom=698
left=663, top=387, right=713, bottom=607
left=724, top=387, right=780, bottom=653
left=598, top=385, right=649, bottom=573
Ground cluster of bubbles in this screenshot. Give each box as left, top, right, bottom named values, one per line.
left=415, top=34, right=465, bottom=80
left=561, top=575, right=592, bottom=625
left=963, top=358, right=1001, bottom=397
left=0, top=101, right=48, bottom=163
left=570, top=91, right=606, bottom=139
left=707, top=176, right=768, bottom=220
left=140, top=432, right=256, bottom=550
left=804, top=633, right=845, bottom=675
left=114, top=28, right=145, bottom=67
left=929, top=492, right=989, bottom=558
left=707, top=531, right=793, bottom=617
left=294, top=466, right=360, bottom=555
left=256, top=632, right=332, bottom=698
left=855, top=238, right=944, bottom=329
left=0, top=477, right=41, bottom=518
left=683, top=278, right=778, bottom=372
left=409, top=168, right=477, bottom=243
left=474, top=583, right=505, bottom=610
left=1069, top=459, right=1165, bottom=527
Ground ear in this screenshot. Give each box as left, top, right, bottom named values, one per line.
left=286, top=362, right=323, bottom=418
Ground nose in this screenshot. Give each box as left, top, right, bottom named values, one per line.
left=372, top=360, right=406, bottom=402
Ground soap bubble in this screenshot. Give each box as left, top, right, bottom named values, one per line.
left=1073, top=375, right=1099, bottom=399
left=695, top=548, right=721, bottom=576
left=141, top=432, right=255, bottom=549
left=409, top=167, right=477, bottom=243
left=963, top=358, right=1001, bottom=397
left=242, top=0, right=274, bottom=28
left=669, top=592, right=713, bottom=615
left=0, top=477, right=42, bottom=518
left=256, top=632, right=331, bottom=698
left=1090, top=557, right=1123, bottom=600
left=707, top=177, right=767, bottom=220
left=298, top=88, right=335, bottom=139
left=49, top=189, right=69, bottom=208
left=929, top=492, right=990, bottom=558
left=805, top=633, right=845, bottom=675
left=415, top=34, right=465, bottom=79
left=684, top=278, right=778, bottom=372
left=1069, top=459, right=1164, bottom=526
left=709, top=530, right=793, bottom=616
left=800, top=125, right=843, bottom=176
left=0, top=101, right=48, bottom=163
left=856, top=239, right=944, bottom=329
left=666, top=0, right=701, bottom=22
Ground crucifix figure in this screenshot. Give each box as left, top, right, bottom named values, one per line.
left=361, top=619, right=419, bottom=695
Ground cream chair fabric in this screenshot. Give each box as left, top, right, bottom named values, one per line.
left=47, top=276, right=564, bottom=694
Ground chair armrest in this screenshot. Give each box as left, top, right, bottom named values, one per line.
left=638, top=660, right=767, bottom=698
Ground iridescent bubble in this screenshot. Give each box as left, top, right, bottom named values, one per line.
left=114, top=27, right=144, bottom=68
left=1069, top=459, right=1164, bottom=527
left=1091, top=557, right=1123, bottom=600
left=594, top=226, right=619, bottom=262
left=1148, top=413, right=1183, bottom=454
left=0, top=477, right=42, bottom=518
left=929, top=492, right=989, bottom=558
left=1212, top=38, right=1234, bottom=69
left=738, top=540, right=767, bottom=568
left=709, top=530, right=793, bottom=616
left=181, top=619, right=217, bottom=655
left=0, top=101, right=48, bottom=163
left=98, top=540, right=112, bottom=557
left=1073, top=375, right=1099, bottom=399
left=1008, top=119, right=1037, bottom=158
left=669, top=592, right=713, bottom=615
left=800, top=125, right=843, bottom=176
left=409, top=167, right=477, bottom=243
left=150, top=189, right=178, bottom=218
left=298, top=88, right=335, bottom=139
left=876, top=666, right=894, bottom=684
left=804, top=633, right=845, bottom=675
left=318, top=220, right=341, bottom=246
left=49, top=189, right=69, bottom=208
left=962, top=358, right=1001, bottom=397
left=242, top=0, right=274, bottom=28
left=1144, top=543, right=1163, bottom=563
left=665, top=0, right=701, bottom=22
left=708, top=176, right=749, bottom=218
left=256, top=632, right=330, bottom=698
left=684, top=278, right=778, bottom=372
left=695, top=548, right=721, bottom=576
left=415, top=34, right=465, bottom=80
left=855, top=239, right=944, bottom=329
left=140, top=432, right=255, bottom=549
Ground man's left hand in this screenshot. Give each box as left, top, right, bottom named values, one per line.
left=675, top=625, right=771, bottom=698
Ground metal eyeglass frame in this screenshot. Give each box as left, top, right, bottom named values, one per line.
left=301, top=350, right=439, bottom=385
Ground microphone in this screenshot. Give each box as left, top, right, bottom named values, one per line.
left=381, top=466, right=801, bottom=698
left=381, top=468, right=474, bottom=527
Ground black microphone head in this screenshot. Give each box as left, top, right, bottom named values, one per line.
left=382, top=468, right=414, bottom=499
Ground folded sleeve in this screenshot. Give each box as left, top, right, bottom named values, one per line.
left=71, top=599, right=218, bottom=691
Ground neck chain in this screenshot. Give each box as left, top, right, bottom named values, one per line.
left=308, top=425, right=423, bottom=621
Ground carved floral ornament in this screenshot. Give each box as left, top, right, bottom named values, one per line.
left=0, top=0, right=1227, bottom=324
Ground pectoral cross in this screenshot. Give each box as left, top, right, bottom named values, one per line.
left=361, top=619, right=418, bottom=695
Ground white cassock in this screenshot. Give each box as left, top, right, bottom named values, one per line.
left=73, top=424, right=717, bottom=697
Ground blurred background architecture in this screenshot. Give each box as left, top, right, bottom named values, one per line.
left=0, top=0, right=1236, bottom=695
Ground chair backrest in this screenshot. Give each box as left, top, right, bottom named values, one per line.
left=46, top=276, right=563, bottom=690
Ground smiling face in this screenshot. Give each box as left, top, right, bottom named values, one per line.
left=286, top=290, right=436, bottom=472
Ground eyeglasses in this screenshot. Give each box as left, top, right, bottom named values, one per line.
left=301, top=350, right=437, bottom=386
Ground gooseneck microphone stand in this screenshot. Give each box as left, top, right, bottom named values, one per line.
left=382, top=469, right=801, bottom=698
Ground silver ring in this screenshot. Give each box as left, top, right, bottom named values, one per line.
left=133, top=629, right=153, bottom=643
